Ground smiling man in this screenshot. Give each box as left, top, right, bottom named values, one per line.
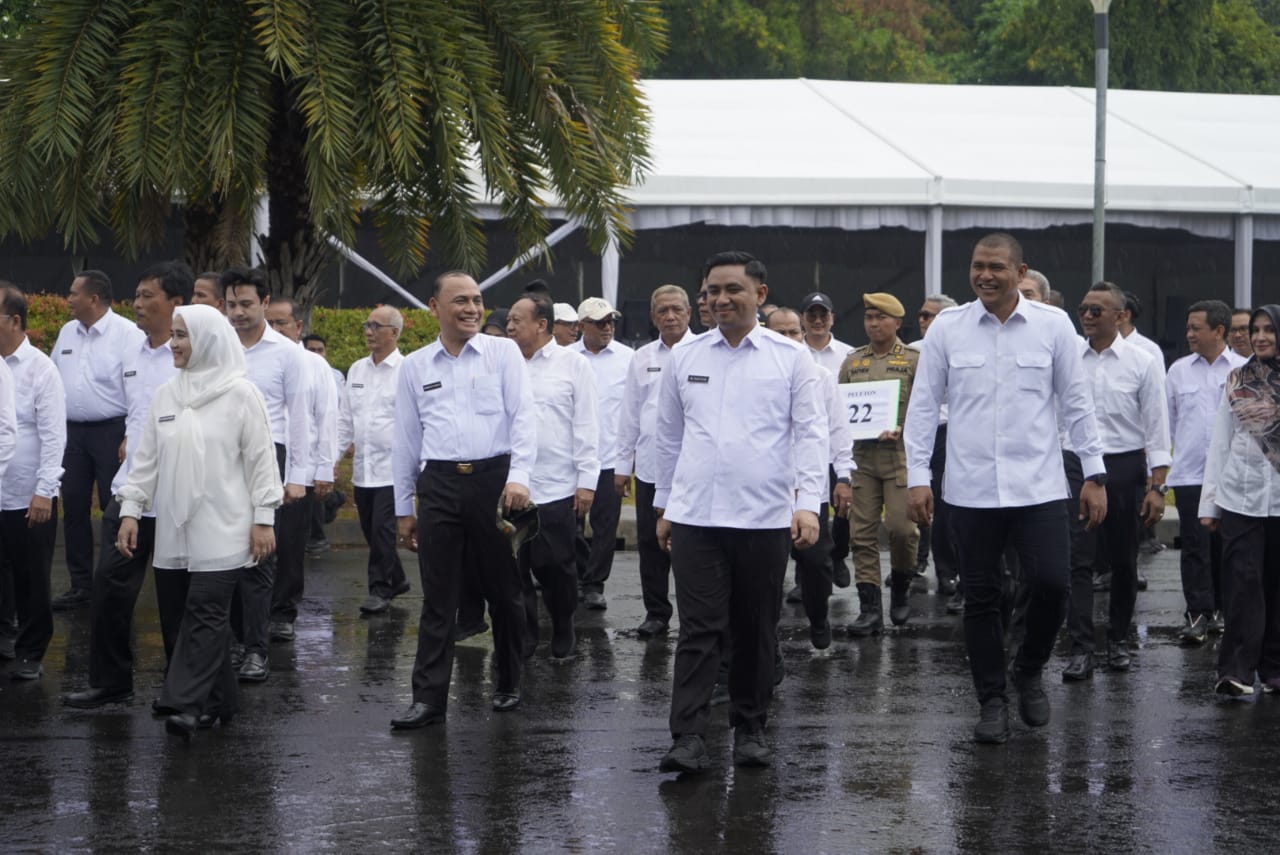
left=654, top=251, right=826, bottom=773
left=905, top=232, right=1107, bottom=744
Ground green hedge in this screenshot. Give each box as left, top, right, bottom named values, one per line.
left=21, top=295, right=440, bottom=373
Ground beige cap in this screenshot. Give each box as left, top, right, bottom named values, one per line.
left=577, top=297, right=621, bottom=322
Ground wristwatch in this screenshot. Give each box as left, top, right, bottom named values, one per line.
left=836, top=477, right=851, bottom=485
left=1085, top=473, right=1109, bottom=487
left=1150, top=484, right=1170, bottom=497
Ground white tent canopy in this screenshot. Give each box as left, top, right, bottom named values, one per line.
left=480, top=79, right=1280, bottom=307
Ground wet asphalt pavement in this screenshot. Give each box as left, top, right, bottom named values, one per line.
left=5, top=541, right=1280, bottom=853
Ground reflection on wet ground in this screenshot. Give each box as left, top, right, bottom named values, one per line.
left=2, top=546, right=1275, bottom=852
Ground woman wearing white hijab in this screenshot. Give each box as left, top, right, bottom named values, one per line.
left=117, top=304, right=283, bottom=740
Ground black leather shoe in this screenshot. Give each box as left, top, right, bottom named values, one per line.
left=710, top=682, right=729, bottom=706
left=1093, top=572, right=1111, bottom=592
left=889, top=574, right=911, bottom=626
left=1209, top=610, right=1225, bottom=634
left=268, top=621, right=295, bottom=642
left=11, top=660, right=42, bottom=680
left=165, top=714, right=198, bottom=743
left=390, top=702, right=446, bottom=729
left=973, top=698, right=1010, bottom=744
left=1136, top=573, right=1149, bottom=591
left=832, top=558, right=851, bottom=589
left=550, top=622, right=576, bottom=660
left=810, top=620, right=832, bottom=651
left=456, top=621, right=489, bottom=641
left=909, top=572, right=930, bottom=594
left=733, top=728, right=773, bottom=767
left=197, top=711, right=234, bottom=729
left=785, top=584, right=803, bottom=604
left=51, top=588, right=91, bottom=611
left=152, top=698, right=181, bottom=717
left=1062, top=652, right=1094, bottom=682
left=492, top=690, right=522, bottom=712
left=1106, top=642, right=1131, bottom=671
left=937, top=576, right=958, bottom=597
left=238, top=652, right=269, bottom=683
left=1179, top=613, right=1209, bottom=646
left=390, top=580, right=412, bottom=599
left=583, top=591, right=607, bottom=610
left=359, top=595, right=391, bottom=615
left=230, top=643, right=246, bottom=670
left=1013, top=672, right=1050, bottom=727
left=636, top=619, right=668, bottom=638
left=64, top=686, right=134, bottom=709
left=660, top=734, right=708, bottom=774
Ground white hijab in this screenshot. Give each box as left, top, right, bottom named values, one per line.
left=164, top=304, right=248, bottom=529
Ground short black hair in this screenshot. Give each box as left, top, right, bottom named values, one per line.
left=220, top=267, right=269, bottom=301
left=1188, top=300, right=1232, bottom=337
left=1123, top=290, right=1141, bottom=320
left=702, top=250, right=767, bottom=284
left=515, top=294, right=554, bottom=331
left=0, top=283, right=26, bottom=330
left=523, top=279, right=551, bottom=297
left=975, top=233, right=1023, bottom=267
left=76, top=269, right=113, bottom=303
left=432, top=270, right=473, bottom=298
left=139, top=260, right=194, bottom=304
left=271, top=295, right=302, bottom=322
left=303, top=333, right=326, bottom=347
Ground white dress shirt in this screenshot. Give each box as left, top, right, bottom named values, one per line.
left=654, top=325, right=827, bottom=529
left=817, top=362, right=854, bottom=482
left=1199, top=387, right=1280, bottom=519
left=614, top=330, right=692, bottom=484
left=808, top=334, right=855, bottom=378
left=338, top=349, right=402, bottom=488
left=1078, top=335, right=1172, bottom=471
left=570, top=338, right=634, bottom=471
left=1124, top=328, right=1165, bottom=370
left=905, top=296, right=1105, bottom=509
left=300, top=345, right=338, bottom=485
left=119, top=381, right=283, bottom=571
left=109, top=337, right=176, bottom=516
left=51, top=309, right=146, bottom=422
left=1165, top=347, right=1247, bottom=487
left=242, top=325, right=311, bottom=485
left=0, top=343, right=53, bottom=506
left=525, top=340, right=600, bottom=504
left=392, top=334, right=537, bottom=517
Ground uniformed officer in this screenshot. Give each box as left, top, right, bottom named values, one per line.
left=841, top=292, right=920, bottom=635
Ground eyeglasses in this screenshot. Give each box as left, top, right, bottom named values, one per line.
left=1230, top=325, right=1250, bottom=334
left=1076, top=305, right=1110, bottom=318
left=918, top=311, right=936, bottom=321
left=362, top=321, right=397, bottom=332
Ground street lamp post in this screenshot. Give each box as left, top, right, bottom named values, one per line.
left=1091, top=0, right=1112, bottom=285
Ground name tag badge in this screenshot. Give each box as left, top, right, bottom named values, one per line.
left=688, top=375, right=709, bottom=384
left=61, top=349, right=72, bottom=355
left=423, top=381, right=442, bottom=392
left=351, top=383, right=365, bottom=389
left=647, top=366, right=661, bottom=373
left=158, top=415, right=176, bottom=423
left=124, top=370, right=137, bottom=377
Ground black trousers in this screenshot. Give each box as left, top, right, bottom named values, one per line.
left=1067, top=449, right=1145, bottom=653
left=0, top=504, right=58, bottom=662
left=271, top=483, right=313, bottom=623
left=411, top=458, right=523, bottom=708
left=1217, top=511, right=1280, bottom=684
left=154, top=568, right=190, bottom=666
left=520, top=496, right=578, bottom=644
left=669, top=524, right=790, bottom=736
left=355, top=485, right=406, bottom=598
left=635, top=479, right=672, bottom=624
left=578, top=468, right=621, bottom=594
left=950, top=501, right=1070, bottom=704
left=926, top=426, right=958, bottom=584
left=829, top=464, right=850, bottom=563
left=1175, top=484, right=1222, bottom=617
left=62, top=417, right=126, bottom=591
left=794, top=502, right=834, bottom=628
left=233, top=443, right=286, bottom=654
left=158, top=568, right=239, bottom=718
left=310, top=489, right=327, bottom=542
left=87, top=499, right=157, bottom=690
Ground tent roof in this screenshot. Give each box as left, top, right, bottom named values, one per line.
left=633, top=79, right=1280, bottom=217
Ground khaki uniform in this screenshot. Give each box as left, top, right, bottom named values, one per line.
left=838, top=339, right=920, bottom=587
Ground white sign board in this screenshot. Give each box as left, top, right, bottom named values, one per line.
left=839, top=379, right=901, bottom=441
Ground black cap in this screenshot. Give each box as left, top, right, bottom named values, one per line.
left=801, top=292, right=835, bottom=313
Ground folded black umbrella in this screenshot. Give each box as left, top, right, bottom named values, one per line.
left=496, top=499, right=540, bottom=557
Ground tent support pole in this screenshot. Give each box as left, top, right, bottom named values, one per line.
left=1235, top=214, right=1253, bottom=310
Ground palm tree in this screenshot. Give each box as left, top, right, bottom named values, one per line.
left=0, top=0, right=665, bottom=307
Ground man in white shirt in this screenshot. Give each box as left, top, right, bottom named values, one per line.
left=552, top=302, right=579, bottom=347
left=570, top=296, right=634, bottom=611
left=1229, top=308, right=1253, bottom=359
left=0, top=285, right=61, bottom=680
left=50, top=269, right=146, bottom=610
left=1166, top=300, right=1246, bottom=645
left=390, top=271, right=536, bottom=728
left=906, top=233, right=1107, bottom=744
left=63, top=263, right=191, bottom=706
left=614, top=285, right=693, bottom=638
left=222, top=268, right=310, bottom=683
left=191, top=273, right=225, bottom=311
left=304, top=332, right=346, bottom=554
left=337, top=306, right=409, bottom=616
left=265, top=296, right=337, bottom=643
left=1063, top=282, right=1172, bottom=680
left=800, top=291, right=856, bottom=586
left=654, top=251, right=825, bottom=773
left=507, top=295, right=599, bottom=660
left=764, top=307, right=853, bottom=650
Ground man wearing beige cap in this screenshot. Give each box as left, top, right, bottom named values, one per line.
left=841, top=292, right=921, bottom=636
left=571, top=297, right=635, bottom=609
left=553, top=303, right=579, bottom=347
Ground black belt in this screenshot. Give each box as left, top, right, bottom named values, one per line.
left=423, top=454, right=510, bottom=476
left=68, top=416, right=126, bottom=428
left=1103, top=449, right=1144, bottom=459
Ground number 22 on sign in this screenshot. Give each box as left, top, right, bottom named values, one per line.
left=838, top=379, right=901, bottom=441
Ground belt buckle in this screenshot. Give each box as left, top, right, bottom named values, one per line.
left=456, top=462, right=474, bottom=475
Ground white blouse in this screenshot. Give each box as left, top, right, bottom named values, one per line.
left=118, top=379, right=283, bottom=571
left=1199, top=392, right=1280, bottom=520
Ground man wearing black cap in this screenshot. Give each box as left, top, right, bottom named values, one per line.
left=841, top=292, right=920, bottom=635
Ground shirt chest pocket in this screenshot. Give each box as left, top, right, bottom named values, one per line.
left=1015, top=352, right=1052, bottom=391
left=948, top=352, right=987, bottom=396
left=473, top=374, right=503, bottom=415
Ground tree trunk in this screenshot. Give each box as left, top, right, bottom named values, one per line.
left=260, top=79, right=330, bottom=315
left=182, top=195, right=251, bottom=275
